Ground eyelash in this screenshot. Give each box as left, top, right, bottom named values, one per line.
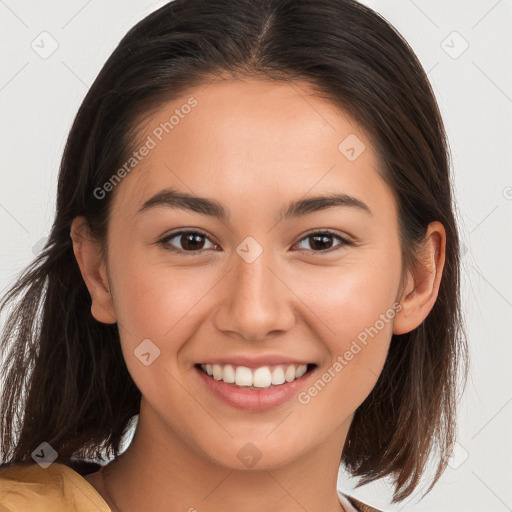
left=158, top=228, right=354, bottom=256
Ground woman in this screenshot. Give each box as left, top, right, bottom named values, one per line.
left=0, top=1, right=467, bottom=510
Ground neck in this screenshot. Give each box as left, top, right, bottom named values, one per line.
left=94, top=399, right=350, bottom=512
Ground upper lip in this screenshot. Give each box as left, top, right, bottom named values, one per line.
left=197, top=354, right=316, bottom=369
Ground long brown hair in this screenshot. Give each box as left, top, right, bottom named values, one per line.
left=0, top=0, right=468, bottom=502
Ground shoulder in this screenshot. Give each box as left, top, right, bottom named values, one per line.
left=338, top=490, right=384, bottom=512
left=0, top=461, right=110, bottom=511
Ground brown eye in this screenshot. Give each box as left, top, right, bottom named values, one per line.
left=160, top=230, right=217, bottom=254
left=294, top=231, right=353, bottom=253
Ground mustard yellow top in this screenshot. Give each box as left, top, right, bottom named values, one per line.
left=0, top=462, right=111, bottom=512
left=0, top=461, right=381, bottom=512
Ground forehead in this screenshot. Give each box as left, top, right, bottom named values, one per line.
left=111, top=78, right=394, bottom=222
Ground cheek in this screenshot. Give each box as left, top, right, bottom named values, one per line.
left=298, top=252, right=401, bottom=396
left=303, top=249, right=400, bottom=333
left=108, top=249, right=219, bottom=357
left=108, top=257, right=213, bottom=403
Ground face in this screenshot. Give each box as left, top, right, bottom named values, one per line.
left=93, top=78, right=405, bottom=469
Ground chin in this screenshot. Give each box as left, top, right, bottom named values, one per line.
left=198, top=436, right=307, bottom=472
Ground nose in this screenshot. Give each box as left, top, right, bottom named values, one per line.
left=213, top=244, right=296, bottom=342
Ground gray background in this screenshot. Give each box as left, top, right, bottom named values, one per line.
left=0, top=1, right=511, bottom=510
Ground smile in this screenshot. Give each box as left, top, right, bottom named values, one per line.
left=198, top=363, right=311, bottom=389
left=195, top=361, right=317, bottom=412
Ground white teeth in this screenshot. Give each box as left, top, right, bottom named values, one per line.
left=271, top=366, right=285, bottom=385
left=200, top=363, right=309, bottom=389
left=253, top=367, right=272, bottom=388
left=235, top=366, right=253, bottom=386
left=222, top=364, right=236, bottom=383
left=284, top=365, right=296, bottom=382
left=212, top=364, right=223, bottom=380
left=296, top=365, right=307, bottom=378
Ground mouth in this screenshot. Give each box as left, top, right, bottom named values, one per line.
left=195, top=362, right=317, bottom=390
left=194, top=361, right=318, bottom=411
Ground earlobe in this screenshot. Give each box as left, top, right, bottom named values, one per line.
left=393, top=221, right=446, bottom=335
left=70, top=216, right=117, bottom=324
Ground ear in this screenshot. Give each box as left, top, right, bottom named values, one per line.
left=393, top=221, right=446, bottom=335
left=70, top=216, right=117, bottom=324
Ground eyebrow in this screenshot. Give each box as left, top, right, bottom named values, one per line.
left=137, top=187, right=372, bottom=221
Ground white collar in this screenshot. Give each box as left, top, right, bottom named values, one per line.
left=337, top=490, right=359, bottom=511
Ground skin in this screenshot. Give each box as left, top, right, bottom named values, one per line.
left=71, top=77, right=446, bottom=512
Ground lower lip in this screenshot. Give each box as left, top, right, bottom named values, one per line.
left=195, top=365, right=315, bottom=412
